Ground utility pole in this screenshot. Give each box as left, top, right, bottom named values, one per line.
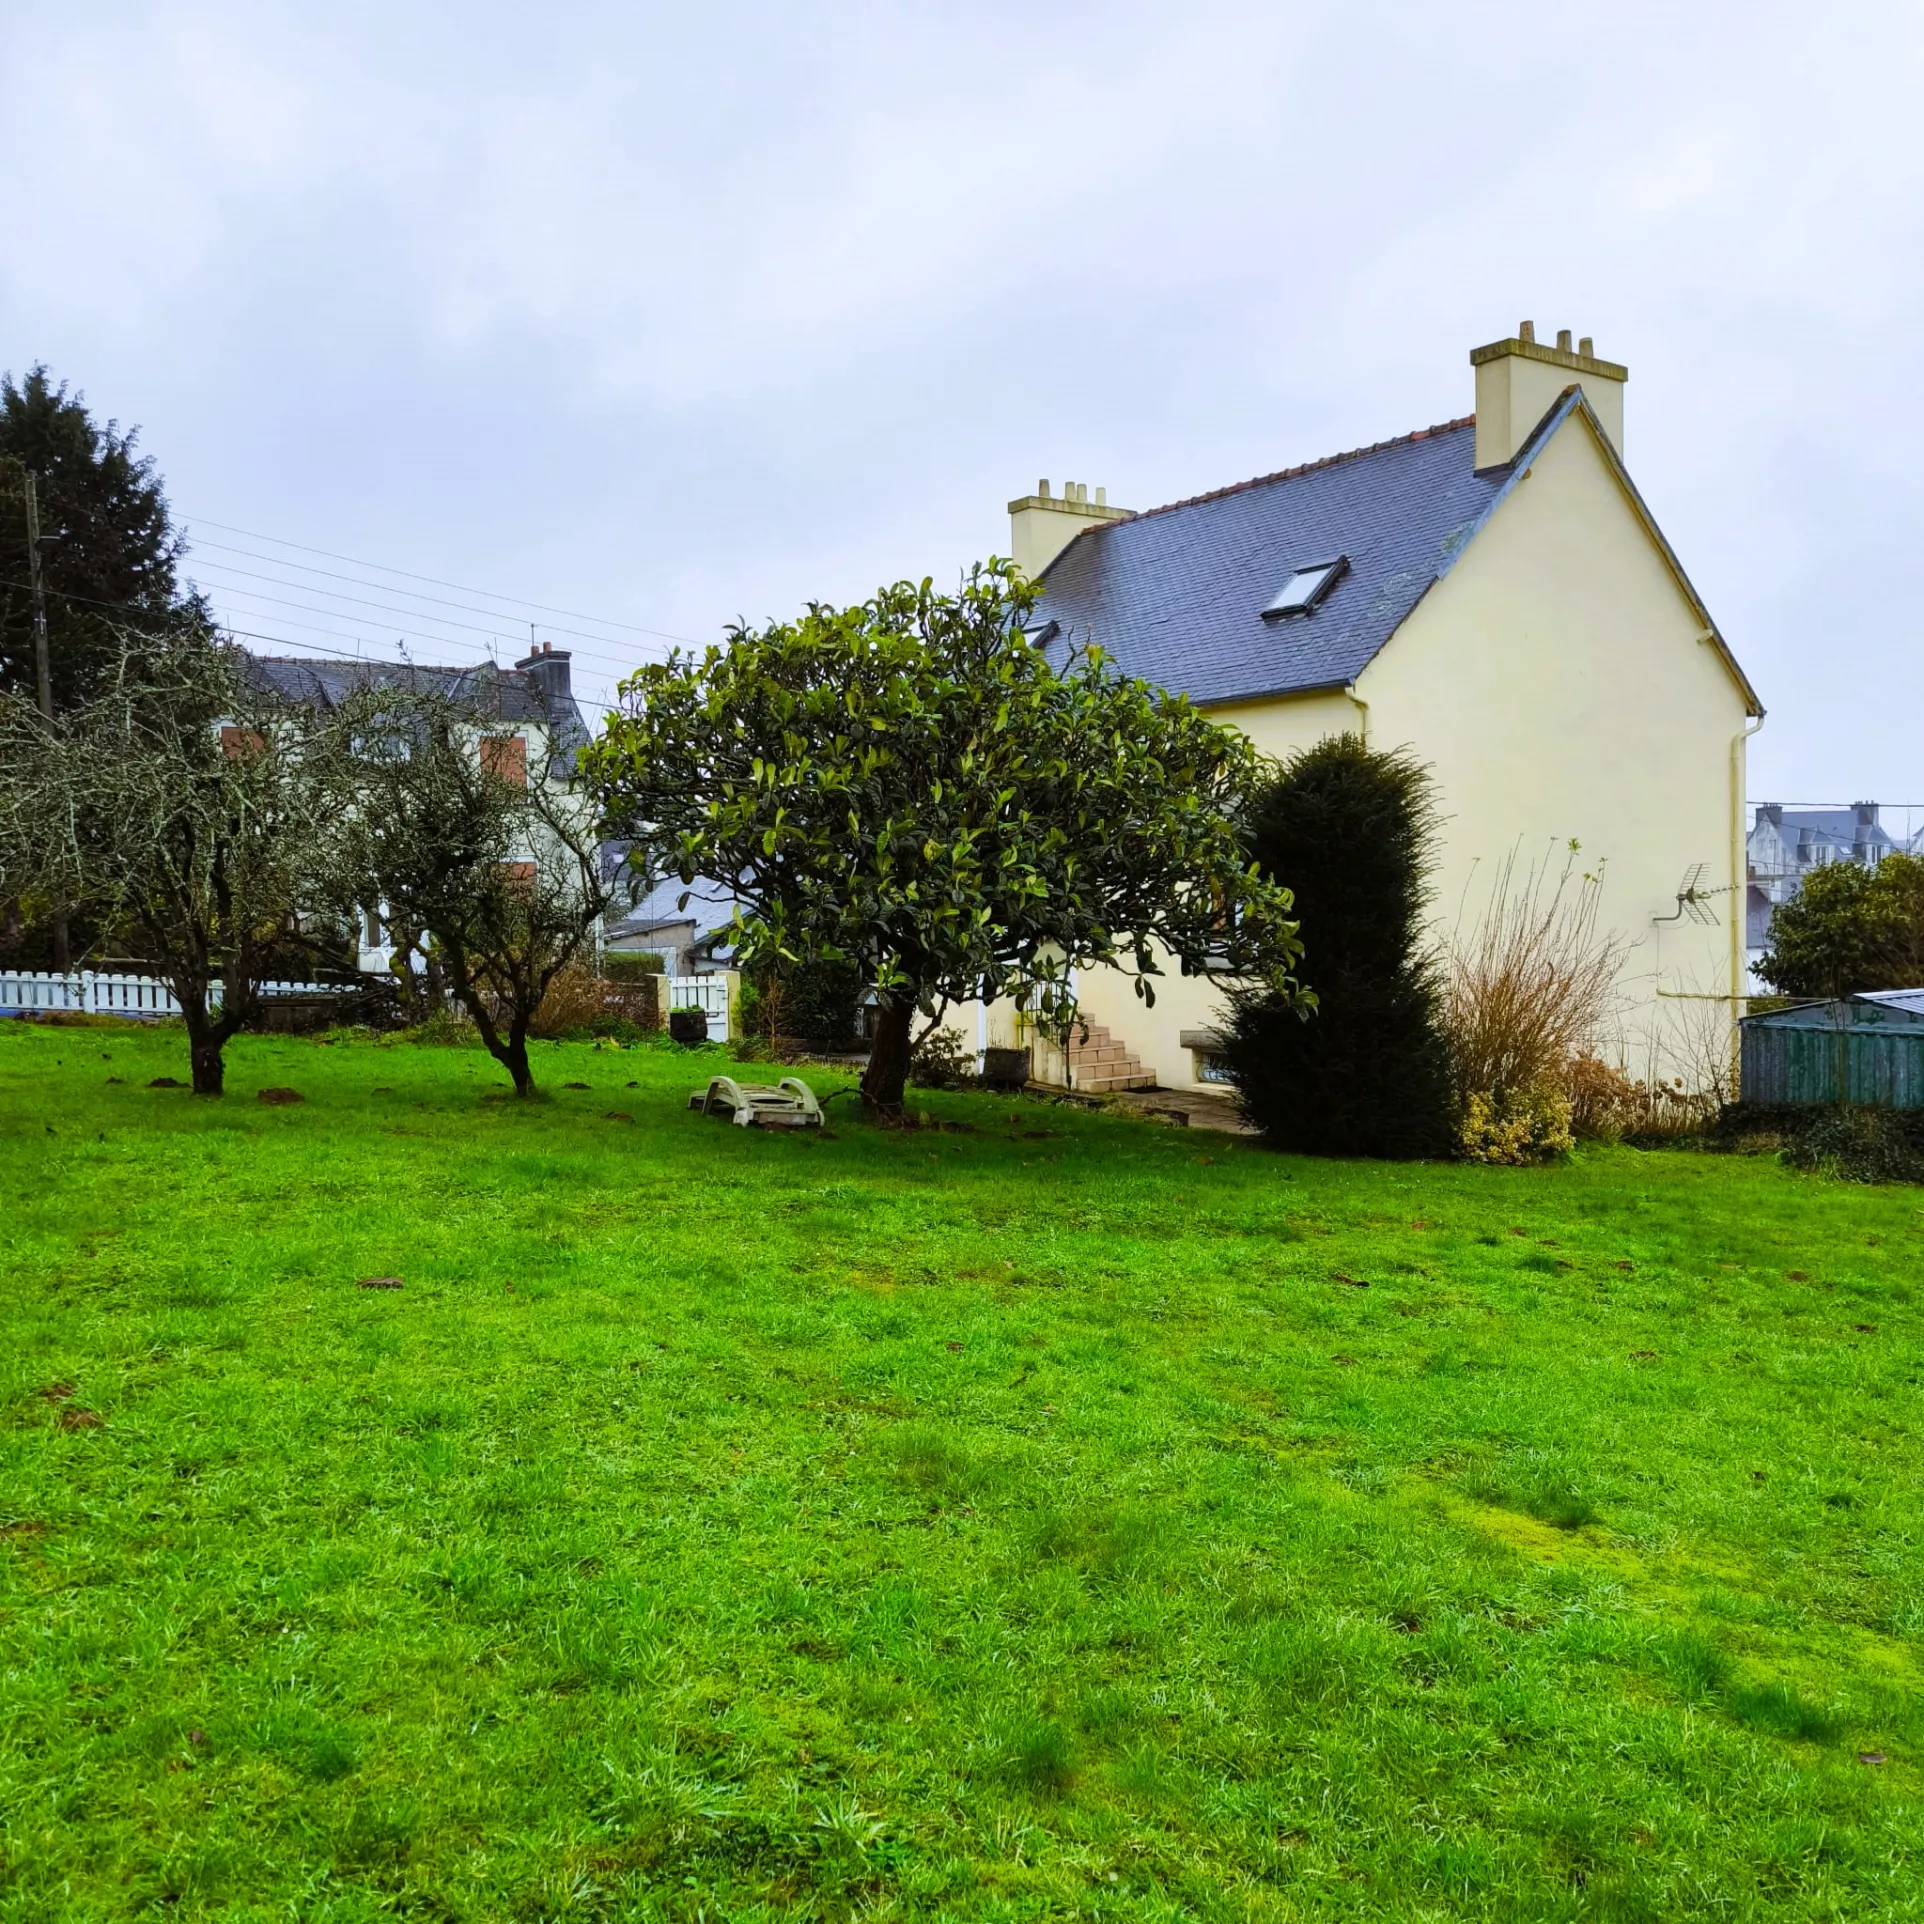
left=23, top=471, right=53, bottom=721
left=23, top=471, right=71, bottom=972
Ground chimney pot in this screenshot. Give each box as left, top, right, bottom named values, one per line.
left=1038, top=479, right=1051, bottom=499
left=1579, top=335, right=1594, bottom=357
left=1472, top=319, right=1627, bottom=466
left=1095, top=486, right=1107, bottom=508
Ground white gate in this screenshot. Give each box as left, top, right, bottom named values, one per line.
left=665, top=974, right=731, bottom=1039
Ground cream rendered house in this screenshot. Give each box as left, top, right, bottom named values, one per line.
left=966, top=324, right=1764, bottom=1093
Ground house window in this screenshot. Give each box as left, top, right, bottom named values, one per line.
left=363, top=907, right=383, bottom=947
left=1263, top=557, right=1348, bottom=619
left=1197, top=1052, right=1233, bottom=1085
left=481, top=735, right=528, bottom=786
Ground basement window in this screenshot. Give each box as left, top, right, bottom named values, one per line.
left=1263, top=556, right=1347, bottom=619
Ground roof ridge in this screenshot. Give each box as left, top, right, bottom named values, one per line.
left=1117, top=416, right=1478, bottom=526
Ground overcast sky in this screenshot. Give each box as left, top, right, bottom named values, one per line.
left=7, top=0, right=1922, bottom=811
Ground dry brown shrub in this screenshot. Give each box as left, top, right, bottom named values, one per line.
left=526, top=961, right=607, bottom=1039
left=1565, top=1052, right=1641, bottom=1139
left=1443, top=845, right=1628, bottom=1105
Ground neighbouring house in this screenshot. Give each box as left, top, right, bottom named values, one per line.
left=242, top=644, right=590, bottom=972
left=603, top=870, right=741, bottom=978
left=1746, top=802, right=1915, bottom=987
left=955, top=322, right=1765, bottom=1093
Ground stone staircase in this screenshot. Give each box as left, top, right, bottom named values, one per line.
left=1059, top=1019, right=1157, bottom=1093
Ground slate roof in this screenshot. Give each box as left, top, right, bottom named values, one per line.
left=1760, top=809, right=1900, bottom=861
left=605, top=871, right=741, bottom=965
left=1032, top=393, right=1757, bottom=714
left=1033, top=416, right=1501, bottom=706
left=242, top=653, right=591, bottom=774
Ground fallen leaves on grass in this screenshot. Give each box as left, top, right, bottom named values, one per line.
left=604, top=1112, right=635, bottom=1123
left=57, top=1406, right=103, bottom=1430
left=1332, top=1273, right=1369, bottom=1289
left=1630, top=1350, right=1660, bottom=1362
left=147, top=1077, right=184, bottom=1089
left=357, top=1277, right=404, bottom=1291
left=563, top=1082, right=591, bottom=1090
left=257, top=1088, right=304, bottom=1105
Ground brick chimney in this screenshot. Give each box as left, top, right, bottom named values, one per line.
left=1007, top=479, right=1133, bottom=580
left=1471, top=321, right=1627, bottom=469
left=515, top=641, right=573, bottom=720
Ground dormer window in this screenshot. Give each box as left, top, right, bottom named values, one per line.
left=1263, top=556, right=1348, bottom=619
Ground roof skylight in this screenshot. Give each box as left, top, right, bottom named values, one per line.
left=1263, top=556, right=1347, bottom=619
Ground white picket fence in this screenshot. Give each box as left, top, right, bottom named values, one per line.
left=3, top=966, right=735, bottom=1036
left=0, top=970, right=325, bottom=1018
left=665, top=974, right=732, bottom=1038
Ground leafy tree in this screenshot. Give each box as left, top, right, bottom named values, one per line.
left=1757, top=851, right=1924, bottom=999
left=0, top=366, right=205, bottom=712
left=583, top=562, right=1304, bottom=1112
left=0, top=633, right=343, bottom=1094
left=326, top=681, right=636, bottom=1097
left=1220, top=736, right=1456, bottom=1158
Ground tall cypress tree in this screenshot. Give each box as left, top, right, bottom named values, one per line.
left=1222, top=736, right=1456, bottom=1159
left=0, top=365, right=203, bottom=711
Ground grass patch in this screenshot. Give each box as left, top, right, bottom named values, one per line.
left=2, top=1021, right=1922, bottom=1918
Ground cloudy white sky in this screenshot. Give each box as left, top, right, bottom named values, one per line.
left=7, top=0, right=1922, bottom=808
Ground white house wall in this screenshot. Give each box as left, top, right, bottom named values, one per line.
left=948, top=411, right=1753, bottom=1093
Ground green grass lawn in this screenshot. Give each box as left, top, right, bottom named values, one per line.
left=2, top=1021, right=1920, bottom=1922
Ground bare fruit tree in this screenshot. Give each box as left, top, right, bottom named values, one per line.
left=325, top=681, right=638, bottom=1097
left=0, top=631, right=345, bottom=1094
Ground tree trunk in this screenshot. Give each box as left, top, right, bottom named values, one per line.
left=494, top=1029, right=535, bottom=1098
left=861, top=996, right=916, bottom=1113
left=180, top=997, right=226, bottom=1097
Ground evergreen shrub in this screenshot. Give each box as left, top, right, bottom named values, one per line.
left=1220, top=737, right=1456, bottom=1159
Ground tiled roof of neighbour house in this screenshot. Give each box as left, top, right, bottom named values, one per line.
left=1032, top=417, right=1500, bottom=706
left=1031, top=392, right=1758, bottom=715
left=241, top=654, right=591, bottom=776
left=1775, top=810, right=1900, bottom=855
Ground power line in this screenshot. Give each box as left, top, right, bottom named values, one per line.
left=187, top=538, right=682, bottom=654
left=189, top=567, right=620, bottom=651
left=188, top=576, right=650, bottom=680
left=184, top=514, right=699, bottom=645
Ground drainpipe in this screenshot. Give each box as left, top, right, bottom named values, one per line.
left=1347, top=688, right=1369, bottom=745
left=1730, top=708, right=1766, bottom=1085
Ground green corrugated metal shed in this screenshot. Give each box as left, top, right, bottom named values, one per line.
left=1740, top=990, right=1924, bottom=1107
